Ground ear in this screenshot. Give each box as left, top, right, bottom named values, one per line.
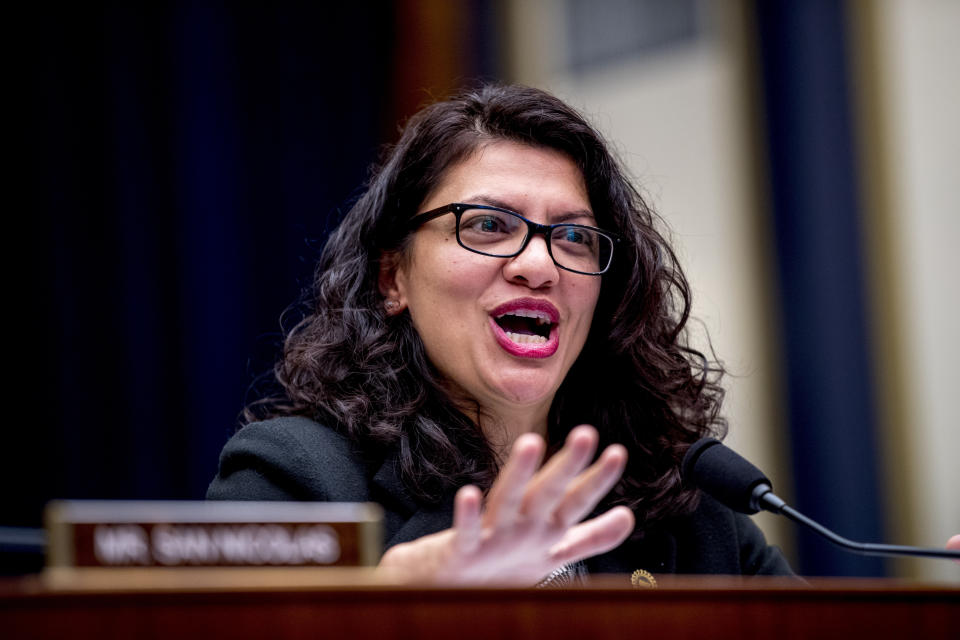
left=378, top=251, right=408, bottom=315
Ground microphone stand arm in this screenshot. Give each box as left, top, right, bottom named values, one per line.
left=752, top=485, right=960, bottom=560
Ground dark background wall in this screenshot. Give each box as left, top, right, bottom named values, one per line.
left=8, top=0, right=497, bottom=531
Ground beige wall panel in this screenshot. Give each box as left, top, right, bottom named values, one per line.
left=865, top=0, right=960, bottom=582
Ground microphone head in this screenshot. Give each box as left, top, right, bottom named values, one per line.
left=681, top=438, right=773, bottom=514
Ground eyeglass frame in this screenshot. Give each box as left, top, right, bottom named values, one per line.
left=407, top=202, right=620, bottom=276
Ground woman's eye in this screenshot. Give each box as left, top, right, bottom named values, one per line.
left=465, top=215, right=507, bottom=233
left=560, top=228, right=593, bottom=246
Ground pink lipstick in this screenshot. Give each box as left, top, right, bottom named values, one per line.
left=489, top=298, right=560, bottom=358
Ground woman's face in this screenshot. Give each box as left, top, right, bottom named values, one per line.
left=386, top=140, right=602, bottom=424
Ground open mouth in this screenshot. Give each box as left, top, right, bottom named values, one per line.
left=489, top=299, right=560, bottom=358
left=493, top=310, right=553, bottom=344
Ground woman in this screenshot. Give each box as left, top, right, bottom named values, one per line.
left=208, top=84, right=793, bottom=583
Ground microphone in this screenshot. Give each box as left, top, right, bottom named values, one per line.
left=681, top=438, right=960, bottom=561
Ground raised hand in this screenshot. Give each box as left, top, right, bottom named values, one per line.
left=376, top=425, right=635, bottom=585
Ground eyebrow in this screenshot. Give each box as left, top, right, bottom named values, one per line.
left=464, top=194, right=597, bottom=225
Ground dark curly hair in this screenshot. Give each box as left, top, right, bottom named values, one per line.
left=249, top=83, right=726, bottom=527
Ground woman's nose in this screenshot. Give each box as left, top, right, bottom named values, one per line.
left=502, top=234, right=559, bottom=288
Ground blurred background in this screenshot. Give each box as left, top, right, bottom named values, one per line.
left=5, top=0, right=957, bottom=580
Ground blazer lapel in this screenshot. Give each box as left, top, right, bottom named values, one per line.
left=370, top=451, right=456, bottom=550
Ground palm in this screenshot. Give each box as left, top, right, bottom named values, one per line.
left=378, top=425, right=635, bottom=585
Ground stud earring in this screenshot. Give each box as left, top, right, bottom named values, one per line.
left=384, top=300, right=399, bottom=312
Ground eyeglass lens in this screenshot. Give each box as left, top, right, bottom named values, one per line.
left=457, top=208, right=612, bottom=274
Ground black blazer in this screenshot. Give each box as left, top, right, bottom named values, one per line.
left=207, top=416, right=794, bottom=577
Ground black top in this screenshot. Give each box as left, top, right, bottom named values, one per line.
left=207, top=416, right=795, bottom=577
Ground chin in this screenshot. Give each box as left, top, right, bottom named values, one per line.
left=486, top=371, right=561, bottom=407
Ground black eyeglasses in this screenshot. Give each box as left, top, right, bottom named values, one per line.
left=408, top=203, right=618, bottom=275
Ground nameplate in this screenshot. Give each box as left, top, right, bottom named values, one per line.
left=45, top=501, right=383, bottom=568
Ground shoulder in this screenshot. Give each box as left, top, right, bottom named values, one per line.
left=218, top=416, right=358, bottom=466
left=670, top=494, right=795, bottom=576
left=207, top=416, right=372, bottom=502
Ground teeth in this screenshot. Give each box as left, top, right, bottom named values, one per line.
left=505, top=332, right=548, bottom=344
left=497, top=309, right=553, bottom=325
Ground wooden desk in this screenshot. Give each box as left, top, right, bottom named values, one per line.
left=2, top=569, right=958, bottom=639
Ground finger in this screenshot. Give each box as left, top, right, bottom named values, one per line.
left=483, top=433, right=545, bottom=525
left=552, top=444, right=628, bottom=527
left=520, top=425, right=598, bottom=520
left=946, top=534, right=960, bottom=551
left=453, top=485, right=483, bottom=554
left=947, top=534, right=960, bottom=563
left=548, top=506, right=635, bottom=566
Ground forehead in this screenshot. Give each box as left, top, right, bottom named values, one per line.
left=423, top=140, right=590, bottom=212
